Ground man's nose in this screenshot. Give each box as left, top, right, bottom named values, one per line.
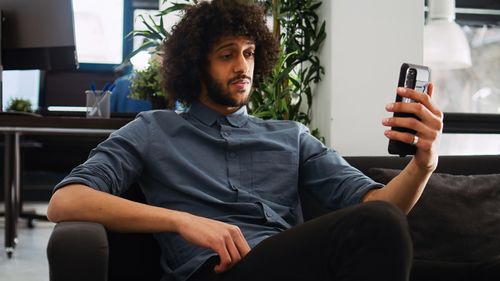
left=233, top=53, right=249, bottom=74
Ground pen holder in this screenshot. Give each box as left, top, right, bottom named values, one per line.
left=86, top=90, right=110, bottom=119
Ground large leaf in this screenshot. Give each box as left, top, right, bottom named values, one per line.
left=158, top=1, right=193, bottom=16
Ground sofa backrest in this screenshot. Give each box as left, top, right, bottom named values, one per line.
left=349, top=155, right=500, bottom=266
left=345, top=155, right=500, bottom=175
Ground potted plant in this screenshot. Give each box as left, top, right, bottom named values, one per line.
left=128, top=58, right=168, bottom=109
left=251, top=0, right=326, bottom=140
left=6, top=98, right=33, bottom=113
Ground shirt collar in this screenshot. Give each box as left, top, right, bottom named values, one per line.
left=190, top=101, right=248, bottom=128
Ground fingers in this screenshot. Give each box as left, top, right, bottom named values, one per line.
left=177, top=214, right=250, bottom=273
left=213, top=240, right=232, bottom=273
left=427, top=82, right=434, bottom=98
left=382, top=116, right=439, bottom=141
left=394, top=86, right=443, bottom=121
left=212, top=225, right=250, bottom=273
left=385, top=86, right=443, bottom=129
left=383, top=84, right=443, bottom=150
left=233, top=226, right=251, bottom=255
left=383, top=129, right=433, bottom=151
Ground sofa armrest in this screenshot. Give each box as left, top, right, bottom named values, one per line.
left=47, top=221, right=109, bottom=281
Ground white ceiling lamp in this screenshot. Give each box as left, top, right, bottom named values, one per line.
left=424, top=0, right=472, bottom=70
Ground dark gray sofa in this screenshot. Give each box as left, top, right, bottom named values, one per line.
left=47, top=155, right=500, bottom=281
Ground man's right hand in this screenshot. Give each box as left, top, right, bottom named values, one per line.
left=175, top=213, right=251, bottom=273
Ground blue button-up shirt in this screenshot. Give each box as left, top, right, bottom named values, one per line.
left=55, top=101, right=382, bottom=281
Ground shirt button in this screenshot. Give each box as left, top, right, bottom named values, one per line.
left=229, top=184, right=238, bottom=191
left=222, top=132, right=230, bottom=137
left=265, top=211, right=273, bottom=218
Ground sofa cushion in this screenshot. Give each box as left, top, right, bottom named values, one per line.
left=367, top=168, right=500, bottom=263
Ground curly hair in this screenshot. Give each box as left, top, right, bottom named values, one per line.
left=161, top=0, right=278, bottom=104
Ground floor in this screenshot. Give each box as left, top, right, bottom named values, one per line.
left=0, top=203, right=53, bottom=281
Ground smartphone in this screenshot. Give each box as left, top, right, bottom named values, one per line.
left=388, top=63, right=431, bottom=157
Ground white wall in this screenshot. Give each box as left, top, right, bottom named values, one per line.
left=312, top=0, right=424, bottom=156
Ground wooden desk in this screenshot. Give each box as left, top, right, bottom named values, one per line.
left=0, top=115, right=132, bottom=257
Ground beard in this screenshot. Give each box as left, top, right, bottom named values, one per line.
left=202, top=72, right=252, bottom=107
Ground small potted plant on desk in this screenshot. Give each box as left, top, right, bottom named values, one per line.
left=128, top=58, right=169, bottom=110
left=6, top=98, right=33, bottom=113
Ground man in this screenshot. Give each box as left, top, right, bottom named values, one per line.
left=48, top=1, right=443, bottom=281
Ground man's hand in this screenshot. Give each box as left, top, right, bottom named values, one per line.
left=383, top=83, right=443, bottom=172
left=175, top=213, right=251, bottom=273
left=364, top=83, right=443, bottom=213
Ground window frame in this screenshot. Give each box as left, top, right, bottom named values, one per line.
left=443, top=113, right=500, bottom=134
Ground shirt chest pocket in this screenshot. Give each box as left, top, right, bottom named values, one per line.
left=250, top=151, right=298, bottom=205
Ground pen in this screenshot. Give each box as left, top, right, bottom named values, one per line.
left=101, top=82, right=110, bottom=94
left=90, top=83, right=97, bottom=95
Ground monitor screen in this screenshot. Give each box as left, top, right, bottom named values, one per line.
left=39, top=69, right=116, bottom=113
left=0, top=0, right=78, bottom=70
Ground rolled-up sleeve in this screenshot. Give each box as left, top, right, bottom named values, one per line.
left=53, top=114, right=150, bottom=195
left=298, top=124, right=383, bottom=210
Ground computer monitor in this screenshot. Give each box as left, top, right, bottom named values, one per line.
left=39, top=69, right=117, bottom=114
left=0, top=0, right=78, bottom=111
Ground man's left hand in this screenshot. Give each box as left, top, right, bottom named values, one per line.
left=383, top=83, right=443, bottom=172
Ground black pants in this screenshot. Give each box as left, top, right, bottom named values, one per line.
left=188, top=201, right=413, bottom=281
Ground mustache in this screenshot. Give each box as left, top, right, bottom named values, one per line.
left=228, top=75, right=252, bottom=85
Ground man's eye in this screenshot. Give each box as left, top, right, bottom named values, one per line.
left=220, top=53, right=232, bottom=60
left=245, top=51, right=255, bottom=58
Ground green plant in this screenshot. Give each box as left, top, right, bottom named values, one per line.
left=6, top=98, right=33, bottom=112
left=124, top=1, right=190, bottom=108
left=251, top=0, right=326, bottom=140
left=127, top=0, right=325, bottom=140
left=126, top=1, right=189, bottom=61
left=129, top=59, right=165, bottom=100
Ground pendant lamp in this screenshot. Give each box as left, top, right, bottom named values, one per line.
left=424, top=0, right=472, bottom=69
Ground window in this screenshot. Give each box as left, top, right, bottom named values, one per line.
left=430, top=4, right=500, bottom=155
left=129, top=8, right=160, bottom=70
left=129, top=4, right=179, bottom=70
left=433, top=26, right=500, bottom=115
left=435, top=25, right=500, bottom=155
left=72, top=0, right=125, bottom=65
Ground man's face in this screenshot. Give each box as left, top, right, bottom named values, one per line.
left=200, top=36, right=255, bottom=112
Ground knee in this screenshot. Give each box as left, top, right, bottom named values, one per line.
left=360, top=201, right=407, bottom=227
left=351, top=201, right=411, bottom=244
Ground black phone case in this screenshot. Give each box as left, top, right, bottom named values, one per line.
left=388, top=63, right=430, bottom=157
